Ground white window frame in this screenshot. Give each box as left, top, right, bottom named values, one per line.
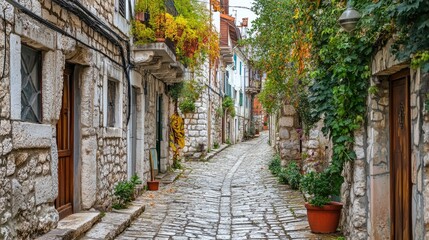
left=103, top=62, right=123, bottom=136
left=114, top=0, right=134, bottom=35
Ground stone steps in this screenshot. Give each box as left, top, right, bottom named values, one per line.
left=36, top=212, right=101, bottom=240
left=80, top=198, right=146, bottom=240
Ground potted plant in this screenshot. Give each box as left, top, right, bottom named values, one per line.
left=300, top=170, right=343, bottom=233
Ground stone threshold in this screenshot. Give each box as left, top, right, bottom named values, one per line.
left=156, top=169, right=183, bottom=184
left=36, top=212, right=101, bottom=240
left=80, top=198, right=146, bottom=240
left=36, top=197, right=146, bottom=240
left=203, top=143, right=230, bottom=161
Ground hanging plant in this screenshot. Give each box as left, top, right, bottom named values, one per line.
left=222, top=96, right=236, bottom=118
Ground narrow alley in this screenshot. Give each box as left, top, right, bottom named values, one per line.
left=116, top=133, right=338, bottom=240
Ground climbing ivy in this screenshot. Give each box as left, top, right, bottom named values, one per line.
left=248, top=0, right=429, bottom=197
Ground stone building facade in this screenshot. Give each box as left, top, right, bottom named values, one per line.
left=0, top=0, right=185, bottom=238
left=341, top=40, right=429, bottom=239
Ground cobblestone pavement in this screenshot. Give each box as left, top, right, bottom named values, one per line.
left=117, top=132, right=341, bottom=240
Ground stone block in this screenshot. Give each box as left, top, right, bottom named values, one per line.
left=278, top=117, right=293, bottom=127
left=35, top=176, right=57, bottom=205
left=15, top=13, right=56, bottom=50
left=278, top=128, right=289, bottom=140
left=81, top=136, right=97, bottom=209
left=282, top=105, right=296, bottom=115
left=10, top=34, right=21, bottom=120
left=370, top=174, right=390, bottom=238
left=12, top=122, right=52, bottom=149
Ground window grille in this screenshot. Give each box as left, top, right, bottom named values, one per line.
left=21, top=45, right=42, bottom=123
left=107, top=80, right=117, bottom=127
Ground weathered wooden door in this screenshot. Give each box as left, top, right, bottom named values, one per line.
left=55, top=64, right=74, bottom=219
left=389, top=69, right=411, bottom=239
left=156, top=94, right=163, bottom=172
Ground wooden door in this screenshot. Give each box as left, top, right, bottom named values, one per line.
left=55, top=64, right=74, bottom=219
left=389, top=69, right=411, bottom=240
left=156, top=94, right=163, bottom=172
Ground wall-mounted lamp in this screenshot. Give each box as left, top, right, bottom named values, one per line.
left=338, top=2, right=361, bottom=32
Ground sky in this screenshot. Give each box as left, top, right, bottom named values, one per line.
left=228, top=0, right=257, bottom=30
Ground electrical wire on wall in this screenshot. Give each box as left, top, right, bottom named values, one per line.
left=0, top=6, right=9, bottom=81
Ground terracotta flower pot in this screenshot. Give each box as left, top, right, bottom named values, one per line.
left=147, top=180, right=159, bottom=191
left=305, top=201, right=343, bottom=233
left=135, top=12, right=145, bottom=23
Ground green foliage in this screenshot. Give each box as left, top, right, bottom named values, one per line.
left=284, top=162, right=302, bottom=190
left=178, top=79, right=204, bottom=114
left=268, top=154, right=282, bottom=176
left=213, top=142, right=220, bottom=149
left=300, top=170, right=341, bottom=207
left=222, top=96, right=236, bottom=117
left=168, top=82, right=184, bottom=102
left=392, top=1, right=429, bottom=72
left=179, top=99, right=196, bottom=113
left=225, top=139, right=231, bottom=145
left=113, top=175, right=142, bottom=209
left=172, top=159, right=183, bottom=169
left=276, top=161, right=302, bottom=190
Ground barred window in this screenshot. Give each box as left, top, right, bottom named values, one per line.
left=21, top=45, right=42, bottom=123
left=118, top=0, right=126, bottom=18
left=107, top=80, right=117, bottom=127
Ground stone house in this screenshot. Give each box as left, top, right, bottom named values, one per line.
left=267, top=39, right=429, bottom=238
left=182, top=4, right=223, bottom=160
left=340, top=41, right=429, bottom=239
left=0, top=0, right=184, bottom=238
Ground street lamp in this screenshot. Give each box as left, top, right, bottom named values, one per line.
left=338, top=2, right=361, bottom=32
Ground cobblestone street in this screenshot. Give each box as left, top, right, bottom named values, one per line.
left=117, top=132, right=339, bottom=240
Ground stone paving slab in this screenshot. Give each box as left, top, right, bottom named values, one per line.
left=118, top=132, right=342, bottom=239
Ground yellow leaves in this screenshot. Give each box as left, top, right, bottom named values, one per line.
left=293, top=8, right=300, bottom=19
left=169, top=113, right=185, bottom=160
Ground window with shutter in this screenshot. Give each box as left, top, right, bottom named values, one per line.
left=21, top=45, right=42, bottom=123
left=118, top=0, right=126, bottom=18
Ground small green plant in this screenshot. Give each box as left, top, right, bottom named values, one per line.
left=268, top=154, right=282, bottom=176
left=172, top=159, right=183, bottom=170
left=225, top=139, right=231, bottom=145
left=284, top=161, right=302, bottom=190
left=113, top=174, right=142, bottom=209
left=179, top=98, right=196, bottom=113
left=300, top=170, right=342, bottom=207
left=213, top=142, right=220, bottom=149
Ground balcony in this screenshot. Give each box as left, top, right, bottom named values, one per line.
left=246, top=69, right=262, bottom=94
left=133, top=40, right=185, bottom=83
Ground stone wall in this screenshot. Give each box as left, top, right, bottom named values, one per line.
left=276, top=105, right=300, bottom=165
left=412, top=71, right=428, bottom=239
left=301, top=120, right=331, bottom=173
left=183, top=67, right=223, bottom=159
left=0, top=0, right=131, bottom=238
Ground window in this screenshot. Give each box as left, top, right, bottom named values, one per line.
left=21, top=45, right=42, bottom=123
left=233, top=54, right=237, bottom=69
left=239, top=92, right=243, bottom=106
left=118, top=0, right=126, bottom=18
left=107, top=80, right=118, bottom=127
